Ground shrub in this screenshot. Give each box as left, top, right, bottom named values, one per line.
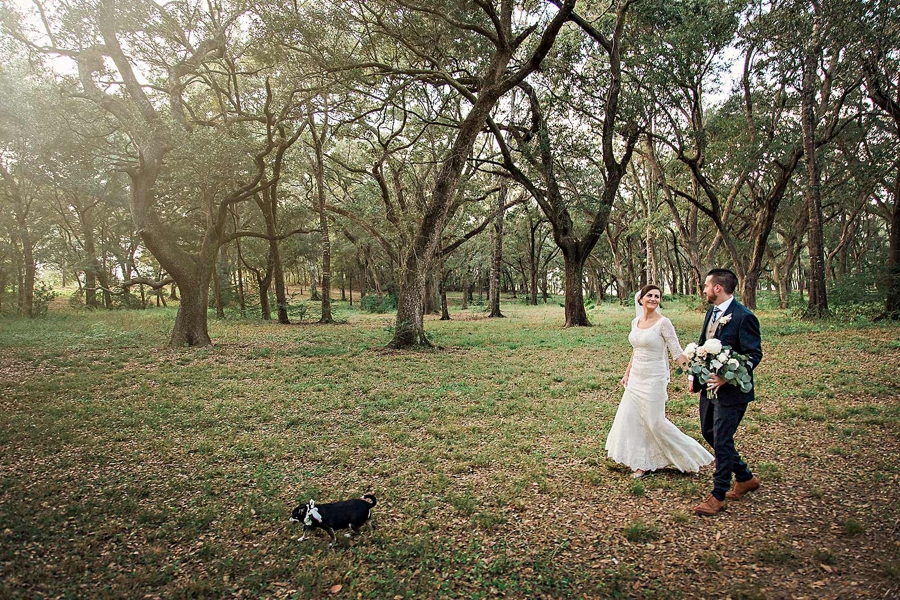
left=754, top=290, right=792, bottom=310
left=292, top=301, right=310, bottom=322
left=828, top=302, right=882, bottom=322
left=361, top=293, right=397, bottom=313
left=829, top=271, right=882, bottom=306
left=32, top=281, right=59, bottom=317
left=111, top=290, right=143, bottom=309
left=68, top=288, right=86, bottom=310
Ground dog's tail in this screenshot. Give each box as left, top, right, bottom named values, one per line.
left=363, top=494, right=377, bottom=506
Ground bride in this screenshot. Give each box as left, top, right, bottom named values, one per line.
left=605, top=285, right=713, bottom=478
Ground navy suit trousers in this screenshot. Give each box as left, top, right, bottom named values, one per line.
left=700, top=393, right=753, bottom=501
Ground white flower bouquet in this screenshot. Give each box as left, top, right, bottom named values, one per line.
left=678, top=339, right=753, bottom=398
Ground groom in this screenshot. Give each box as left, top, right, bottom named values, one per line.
left=691, top=268, right=763, bottom=516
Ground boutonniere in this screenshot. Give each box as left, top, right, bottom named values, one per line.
left=716, top=314, right=732, bottom=330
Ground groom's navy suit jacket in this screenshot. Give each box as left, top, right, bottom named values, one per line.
left=698, top=300, right=763, bottom=406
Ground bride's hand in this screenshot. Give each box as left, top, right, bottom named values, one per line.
left=620, top=374, right=629, bottom=387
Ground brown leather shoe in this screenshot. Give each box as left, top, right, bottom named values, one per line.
left=725, top=475, right=760, bottom=500
left=694, top=495, right=726, bottom=516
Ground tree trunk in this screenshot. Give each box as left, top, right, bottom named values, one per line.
left=476, top=267, right=484, bottom=304
left=518, top=261, right=530, bottom=303
left=528, top=216, right=540, bottom=306
left=2, top=169, right=35, bottom=317
left=169, top=268, right=213, bottom=346
left=235, top=234, right=247, bottom=318
left=358, top=260, right=367, bottom=304
left=83, top=269, right=95, bottom=308
left=308, top=104, right=333, bottom=324
left=425, top=273, right=440, bottom=315
left=21, top=244, right=35, bottom=318
left=669, top=231, right=682, bottom=295
left=257, top=206, right=289, bottom=323
left=81, top=208, right=102, bottom=308
left=489, top=180, right=506, bottom=318
left=883, top=165, right=900, bottom=318
left=213, top=260, right=225, bottom=319
left=258, top=271, right=272, bottom=320
left=309, top=264, right=320, bottom=301
left=562, top=245, right=589, bottom=327
left=218, top=245, right=229, bottom=318
left=369, top=261, right=382, bottom=301
left=390, top=258, right=430, bottom=347
left=460, top=270, right=469, bottom=309
left=773, top=259, right=790, bottom=310
left=439, top=268, right=450, bottom=320
left=799, top=0, right=828, bottom=317
left=272, top=244, right=289, bottom=324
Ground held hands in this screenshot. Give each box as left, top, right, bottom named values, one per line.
left=676, top=354, right=696, bottom=392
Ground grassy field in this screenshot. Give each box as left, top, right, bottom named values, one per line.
left=1, top=297, right=899, bottom=598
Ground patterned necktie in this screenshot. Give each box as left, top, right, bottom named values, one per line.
left=707, top=307, right=721, bottom=339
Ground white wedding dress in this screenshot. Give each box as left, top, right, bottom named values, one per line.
left=605, top=317, right=714, bottom=473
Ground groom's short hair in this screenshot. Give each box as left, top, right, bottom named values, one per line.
left=707, top=268, right=738, bottom=294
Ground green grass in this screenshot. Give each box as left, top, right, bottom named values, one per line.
left=753, top=539, right=795, bottom=565
left=842, top=518, right=865, bottom=536
left=623, top=519, right=660, bottom=542
left=1, top=298, right=899, bottom=598
left=813, top=548, right=836, bottom=565
left=701, top=551, right=722, bottom=570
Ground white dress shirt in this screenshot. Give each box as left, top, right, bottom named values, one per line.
left=714, top=296, right=734, bottom=318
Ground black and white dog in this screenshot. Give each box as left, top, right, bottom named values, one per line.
left=289, top=494, right=377, bottom=545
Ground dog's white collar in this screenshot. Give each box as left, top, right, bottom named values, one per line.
left=304, top=500, right=322, bottom=526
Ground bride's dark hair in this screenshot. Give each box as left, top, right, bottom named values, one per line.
left=637, top=284, right=662, bottom=305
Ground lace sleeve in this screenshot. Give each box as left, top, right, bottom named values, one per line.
left=660, top=317, right=684, bottom=360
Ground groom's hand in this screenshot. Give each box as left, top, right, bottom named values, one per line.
left=707, top=373, right=726, bottom=394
